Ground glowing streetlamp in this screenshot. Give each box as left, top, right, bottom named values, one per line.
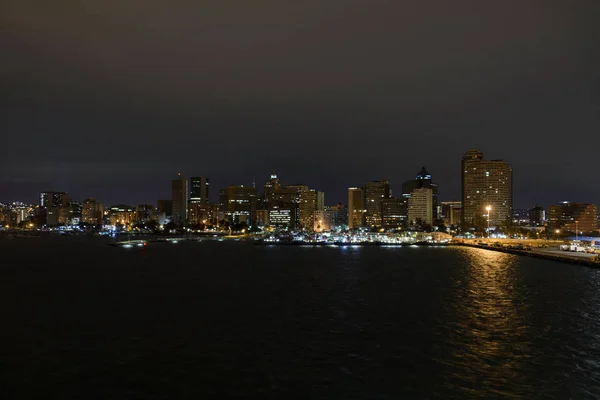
left=555, top=229, right=560, bottom=241
left=485, top=205, right=492, bottom=237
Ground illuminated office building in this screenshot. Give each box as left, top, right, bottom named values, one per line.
left=172, top=174, right=189, bottom=223
left=382, top=197, right=408, bottom=229
left=348, top=187, right=364, bottom=229
left=226, top=185, right=257, bottom=224
left=461, top=150, right=513, bottom=230
left=408, top=188, right=433, bottom=226
left=364, top=180, right=390, bottom=227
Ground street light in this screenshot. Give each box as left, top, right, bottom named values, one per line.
left=485, top=205, right=492, bottom=237
left=575, top=220, right=579, bottom=241
left=555, top=229, right=560, bottom=241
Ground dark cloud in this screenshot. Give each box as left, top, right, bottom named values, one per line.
left=1, top=0, right=599, bottom=206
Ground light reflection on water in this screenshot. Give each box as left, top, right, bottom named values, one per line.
left=3, top=239, right=600, bottom=398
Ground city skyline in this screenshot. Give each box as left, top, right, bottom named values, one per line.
left=2, top=154, right=596, bottom=211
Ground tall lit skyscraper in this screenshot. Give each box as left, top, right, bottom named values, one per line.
left=461, top=150, right=513, bottom=230
left=402, top=167, right=438, bottom=219
left=171, top=174, right=189, bottom=223
left=40, top=191, right=68, bottom=208
left=263, top=172, right=282, bottom=210
left=348, top=187, right=364, bottom=229
left=190, top=176, right=209, bottom=202
left=364, top=180, right=390, bottom=227
left=382, top=197, right=408, bottom=229
left=408, top=188, right=433, bottom=226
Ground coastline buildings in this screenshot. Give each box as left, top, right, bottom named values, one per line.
left=364, top=180, right=391, bottom=228
left=461, top=150, right=513, bottom=231
left=549, top=202, right=598, bottom=233
left=348, top=187, right=364, bottom=229
left=190, top=176, right=209, bottom=203
left=408, top=188, right=433, bottom=226
left=226, top=185, right=257, bottom=224
left=171, top=174, right=189, bottom=223
left=529, top=206, right=545, bottom=227
left=382, top=197, right=408, bottom=229
left=263, top=172, right=282, bottom=210
left=440, top=201, right=462, bottom=227
left=82, top=198, right=104, bottom=224
left=402, top=167, right=438, bottom=219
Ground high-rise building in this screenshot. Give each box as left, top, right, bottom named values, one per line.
left=171, top=174, right=189, bottom=223
left=408, top=188, right=433, bottom=226
left=529, top=206, right=545, bottom=227
left=40, top=191, right=68, bottom=208
left=226, top=185, right=258, bottom=224
left=268, top=206, right=291, bottom=227
left=190, top=176, right=209, bottom=202
left=440, top=201, right=462, bottom=226
left=255, top=209, right=269, bottom=227
left=272, top=185, right=306, bottom=228
left=188, top=202, right=217, bottom=226
left=461, top=150, right=513, bottom=230
left=364, top=180, right=390, bottom=227
left=316, top=191, right=325, bottom=211
left=348, top=187, right=364, bottom=229
left=82, top=198, right=104, bottom=225
left=263, top=172, right=282, bottom=210
left=549, top=202, right=597, bottom=233
left=382, top=197, right=408, bottom=229
left=402, top=167, right=438, bottom=219
left=327, top=203, right=348, bottom=230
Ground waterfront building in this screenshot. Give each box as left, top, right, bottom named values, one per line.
left=314, top=210, right=332, bottom=231
left=272, top=185, right=307, bottom=228
left=263, top=172, right=282, bottom=210
left=327, top=203, right=348, bottom=230
left=402, top=167, right=438, bottom=219
left=529, top=206, right=545, bottom=227
left=408, top=188, right=433, bottom=226
left=348, top=187, right=365, bottom=229
left=40, top=191, right=68, bottom=208
left=226, top=185, right=258, bottom=224
left=109, top=205, right=136, bottom=226
left=188, top=201, right=218, bottom=226
left=82, top=198, right=104, bottom=225
left=190, top=176, right=209, bottom=203
left=461, top=149, right=513, bottom=230
left=269, top=206, right=292, bottom=227
left=299, top=188, right=317, bottom=230
left=440, top=201, right=462, bottom=226
left=316, top=191, right=325, bottom=211
left=255, top=209, right=269, bottom=227
left=364, top=180, right=390, bottom=228
left=172, top=174, right=189, bottom=223
left=382, top=197, right=408, bottom=229
left=549, top=202, right=598, bottom=233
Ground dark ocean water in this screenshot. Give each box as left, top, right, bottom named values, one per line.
left=2, top=237, right=600, bottom=399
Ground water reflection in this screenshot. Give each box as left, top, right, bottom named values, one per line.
left=444, top=248, right=533, bottom=397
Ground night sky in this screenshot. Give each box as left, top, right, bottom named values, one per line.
left=2, top=1, right=599, bottom=207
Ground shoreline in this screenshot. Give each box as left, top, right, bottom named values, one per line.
left=453, top=243, right=600, bottom=269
